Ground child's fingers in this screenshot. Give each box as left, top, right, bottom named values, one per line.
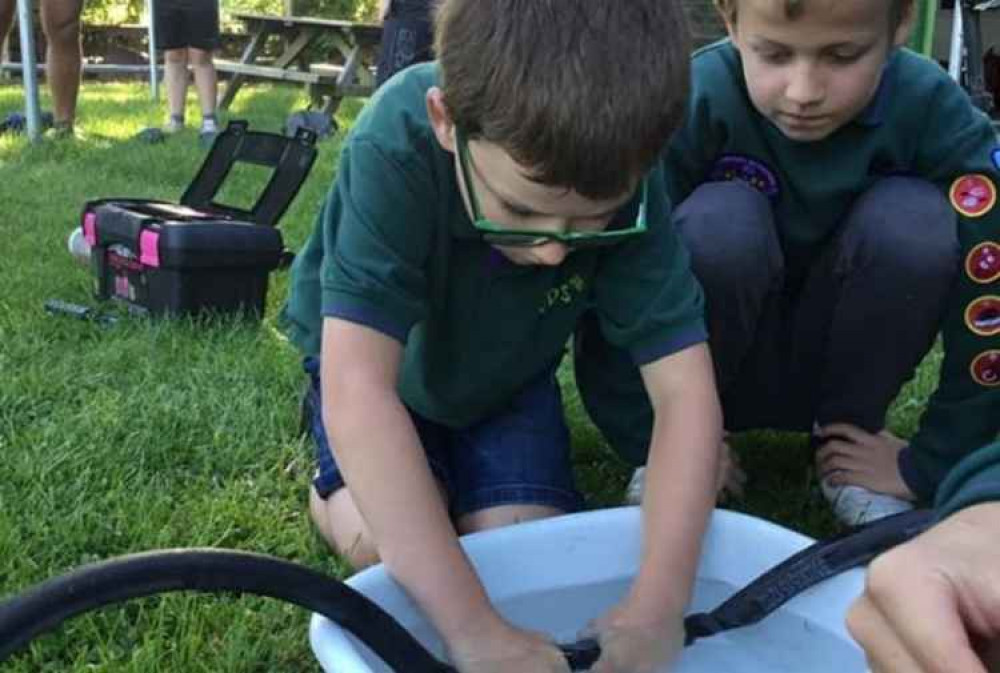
left=817, top=422, right=869, bottom=443
left=816, top=450, right=864, bottom=480
left=816, top=440, right=866, bottom=470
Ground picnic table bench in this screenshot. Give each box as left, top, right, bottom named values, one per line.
left=217, top=12, right=382, bottom=116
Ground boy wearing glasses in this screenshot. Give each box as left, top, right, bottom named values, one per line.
left=280, top=1, right=721, bottom=671
left=577, top=0, right=1000, bottom=527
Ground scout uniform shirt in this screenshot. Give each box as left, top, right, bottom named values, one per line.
left=280, top=63, right=706, bottom=429
left=667, top=42, right=1000, bottom=500
left=935, top=439, right=1000, bottom=518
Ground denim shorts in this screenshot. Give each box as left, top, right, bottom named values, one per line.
left=303, top=357, right=584, bottom=517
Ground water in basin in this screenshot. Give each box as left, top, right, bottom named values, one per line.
left=310, top=508, right=867, bottom=673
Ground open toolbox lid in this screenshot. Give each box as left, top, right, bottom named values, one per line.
left=179, top=120, right=319, bottom=228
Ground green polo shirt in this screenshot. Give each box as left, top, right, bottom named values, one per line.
left=671, top=42, right=1000, bottom=500
left=279, top=63, right=706, bottom=428
left=935, top=439, right=1000, bottom=518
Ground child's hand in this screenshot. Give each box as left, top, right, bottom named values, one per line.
left=447, top=622, right=571, bottom=673
left=717, top=435, right=746, bottom=502
left=583, top=604, right=685, bottom=673
left=815, top=424, right=915, bottom=500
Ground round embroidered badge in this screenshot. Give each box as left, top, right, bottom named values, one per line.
left=966, top=241, right=1000, bottom=284
left=971, top=350, right=1000, bottom=387
left=949, top=174, right=997, bottom=218
left=708, top=154, right=781, bottom=199
left=966, top=296, right=1000, bottom=337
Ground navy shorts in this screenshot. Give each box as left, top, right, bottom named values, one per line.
left=303, top=357, right=584, bottom=517
left=154, top=1, right=220, bottom=52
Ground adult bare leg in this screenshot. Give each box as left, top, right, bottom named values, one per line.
left=0, top=0, right=15, bottom=47
left=40, top=0, right=83, bottom=128
left=188, top=47, right=217, bottom=127
left=163, top=47, right=188, bottom=130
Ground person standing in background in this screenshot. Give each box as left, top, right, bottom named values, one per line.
left=154, top=0, right=220, bottom=143
left=0, top=0, right=84, bottom=137
left=375, top=0, right=434, bottom=87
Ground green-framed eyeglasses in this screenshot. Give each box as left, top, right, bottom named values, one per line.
left=456, top=128, right=649, bottom=248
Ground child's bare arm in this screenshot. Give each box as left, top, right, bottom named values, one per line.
left=590, top=342, right=722, bottom=672
left=320, top=318, right=567, bottom=671
left=632, top=342, right=721, bottom=616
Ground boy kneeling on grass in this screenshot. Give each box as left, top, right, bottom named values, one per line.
left=577, top=0, right=1000, bottom=528
left=279, top=1, right=722, bottom=671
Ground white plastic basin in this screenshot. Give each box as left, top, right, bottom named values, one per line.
left=310, top=507, right=867, bottom=672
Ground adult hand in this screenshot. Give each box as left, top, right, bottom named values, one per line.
left=815, top=424, right=915, bottom=499
left=448, top=622, right=571, bottom=673
left=847, top=502, right=1000, bottom=672
left=583, top=603, right=685, bottom=673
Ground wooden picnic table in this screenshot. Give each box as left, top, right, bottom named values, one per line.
left=217, top=12, right=382, bottom=116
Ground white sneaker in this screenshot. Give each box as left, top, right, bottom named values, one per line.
left=164, top=118, right=185, bottom=134
left=624, top=466, right=645, bottom=506
left=67, top=227, right=91, bottom=265
left=200, top=118, right=219, bottom=135
left=820, top=479, right=913, bottom=527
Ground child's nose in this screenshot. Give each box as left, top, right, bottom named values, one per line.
left=533, top=241, right=570, bottom=266
left=785, top=62, right=824, bottom=106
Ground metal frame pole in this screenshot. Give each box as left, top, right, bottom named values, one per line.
left=148, top=0, right=158, bottom=100
left=949, top=4, right=965, bottom=81
left=15, top=0, right=41, bottom=141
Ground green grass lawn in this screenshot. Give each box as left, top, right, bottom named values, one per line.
left=0, top=80, right=941, bottom=671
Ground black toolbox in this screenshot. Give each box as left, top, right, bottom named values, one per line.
left=81, top=121, right=318, bottom=318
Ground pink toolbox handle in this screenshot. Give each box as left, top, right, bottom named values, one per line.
left=139, top=230, right=161, bottom=267
left=82, top=212, right=97, bottom=246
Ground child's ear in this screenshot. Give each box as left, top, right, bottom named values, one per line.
left=892, top=1, right=917, bottom=48
left=426, top=87, right=456, bottom=153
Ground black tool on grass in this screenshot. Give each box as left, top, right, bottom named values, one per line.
left=44, top=299, right=119, bottom=326
left=0, top=509, right=934, bottom=671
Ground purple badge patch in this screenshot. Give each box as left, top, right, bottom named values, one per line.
left=709, top=154, right=781, bottom=200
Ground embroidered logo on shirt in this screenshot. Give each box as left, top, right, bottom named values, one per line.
left=949, top=174, right=997, bottom=218
left=538, top=273, right=587, bottom=315
left=966, top=241, right=1000, bottom=284
left=966, top=296, right=1000, bottom=337
left=991, top=148, right=1000, bottom=170
left=708, top=154, right=781, bottom=200
left=971, top=350, right=1000, bottom=387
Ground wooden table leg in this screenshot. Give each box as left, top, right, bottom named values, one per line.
left=218, top=26, right=269, bottom=111
left=273, top=27, right=316, bottom=69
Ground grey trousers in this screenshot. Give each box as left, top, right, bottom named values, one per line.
left=575, top=177, right=959, bottom=465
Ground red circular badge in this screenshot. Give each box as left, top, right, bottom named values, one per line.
left=966, top=241, right=1000, bottom=284
left=950, top=174, right=997, bottom=218
left=966, top=296, right=1000, bottom=336
left=971, top=350, right=1000, bottom=387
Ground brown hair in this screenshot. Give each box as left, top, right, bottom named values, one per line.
left=435, top=0, right=691, bottom=199
left=714, top=0, right=914, bottom=30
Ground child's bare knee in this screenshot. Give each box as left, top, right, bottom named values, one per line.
left=338, top=539, right=381, bottom=570
left=188, top=49, right=213, bottom=66
left=164, top=49, right=189, bottom=65
left=457, top=504, right=563, bottom=535
left=308, top=486, right=381, bottom=569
